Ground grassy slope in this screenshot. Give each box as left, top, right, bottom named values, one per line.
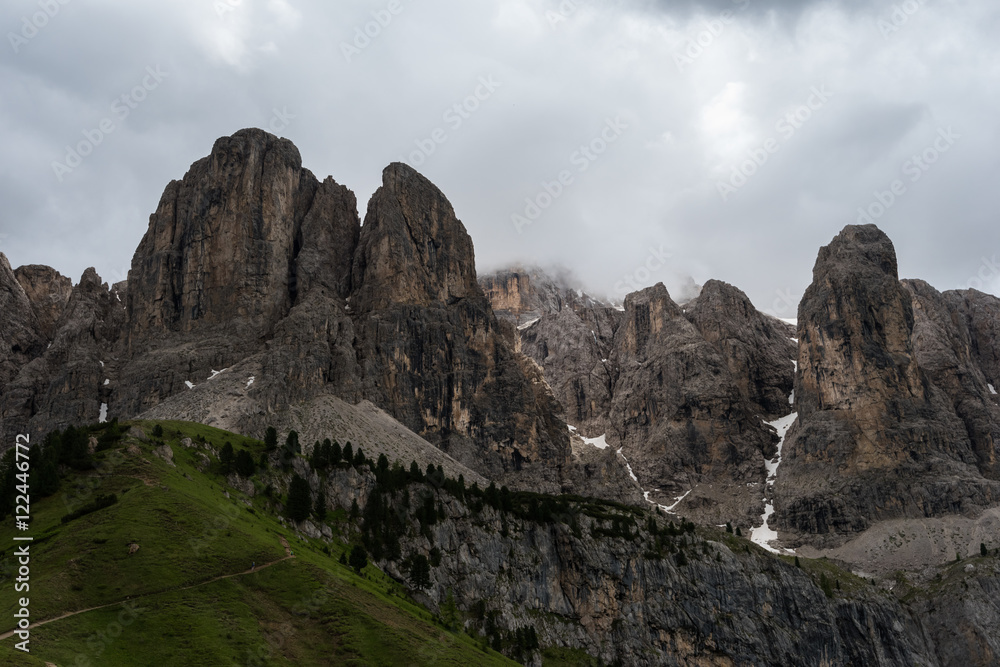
left=0, top=421, right=516, bottom=666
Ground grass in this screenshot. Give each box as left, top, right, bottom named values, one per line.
left=0, top=420, right=517, bottom=666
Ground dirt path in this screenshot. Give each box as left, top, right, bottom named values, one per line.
left=0, top=542, right=295, bottom=642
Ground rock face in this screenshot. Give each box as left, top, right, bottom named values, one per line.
left=120, top=129, right=362, bottom=417
left=13, top=264, right=73, bottom=340
left=905, top=280, right=1000, bottom=476
left=0, top=254, right=42, bottom=393
left=351, top=167, right=570, bottom=484
left=684, top=279, right=797, bottom=418
left=1, top=130, right=569, bottom=489
left=609, top=283, right=774, bottom=526
left=776, top=225, right=1000, bottom=546
left=374, top=484, right=938, bottom=667
left=1, top=267, right=126, bottom=440
left=944, top=288, right=1000, bottom=392
left=481, top=267, right=621, bottom=436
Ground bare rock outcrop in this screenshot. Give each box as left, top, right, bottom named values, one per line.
left=480, top=267, right=622, bottom=437
left=684, top=279, right=796, bottom=418
left=13, top=264, right=73, bottom=340
left=608, top=283, right=774, bottom=526
left=351, top=165, right=570, bottom=486
left=776, top=225, right=1000, bottom=546
left=0, top=253, right=42, bottom=393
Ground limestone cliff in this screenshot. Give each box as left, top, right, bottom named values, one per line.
left=775, top=225, right=1000, bottom=546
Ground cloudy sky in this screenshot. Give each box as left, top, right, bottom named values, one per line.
left=1, top=0, right=998, bottom=316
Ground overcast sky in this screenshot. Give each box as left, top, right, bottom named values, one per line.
left=1, top=0, right=998, bottom=316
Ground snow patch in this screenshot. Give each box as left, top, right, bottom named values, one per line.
left=99, top=403, right=108, bottom=423
left=582, top=433, right=609, bottom=450
left=104, top=379, right=110, bottom=386
left=517, top=317, right=540, bottom=330
left=185, top=381, right=195, bottom=390
left=613, top=305, right=625, bottom=312
left=209, top=368, right=228, bottom=380
left=750, top=410, right=798, bottom=554
left=616, top=447, right=639, bottom=483
left=99, top=361, right=104, bottom=368
left=246, top=376, right=256, bottom=389
left=989, top=384, right=997, bottom=395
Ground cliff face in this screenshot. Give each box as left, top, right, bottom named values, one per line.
left=775, top=225, right=1000, bottom=546
left=350, top=166, right=570, bottom=484
left=608, top=283, right=774, bottom=526
left=119, top=129, right=362, bottom=417
left=684, top=279, right=797, bottom=419
left=0, top=267, right=126, bottom=439
left=13, top=264, right=73, bottom=340
left=1, top=130, right=569, bottom=488
left=480, top=270, right=797, bottom=525
left=0, top=254, right=43, bottom=393
left=481, top=268, right=621, bottom=437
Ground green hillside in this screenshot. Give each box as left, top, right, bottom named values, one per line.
left=0, top=420, right=517, bottom=666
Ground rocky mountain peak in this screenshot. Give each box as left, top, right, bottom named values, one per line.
left=352, top=162, right=479, bottom=311
left=13, top=264, right=72, bottom=340
left=776, top=224, right=1000, bottom=546
left=684, top=279, right=796, bottom=418
left=796, top=223, right=923, bottom=418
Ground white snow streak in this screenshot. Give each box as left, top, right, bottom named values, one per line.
left=99, top=403, right=108, bottom=423
left=185, top=381, right=195, bottom=389
left=104, top=379, right=110, bottom=386
left=517, top=318, right=540, bottom=330
left=209, top=368, right=227, bottom=380
left=615, top=447, right=640, bottom=483
left=751, top=411, right=798, bottom=554
left=246, top=376, right=256, bottom=389
left=989, top=384, right=997, bottom=395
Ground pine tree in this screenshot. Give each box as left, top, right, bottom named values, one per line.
left=264, top=426, right=278, bottom=451
left=314, top=489, right=327, bottom=521
left=342, top=443, right=354, bottom=465
left=440, top=589, right=459, bottom=630
left=353, top=447, right=365, bottom=467
left=286, top=473, right=312, bottom=523
left=349, top=545, right=368, bottom=574
left=409, top=553, right=431, bottom=589
left=981, top=542, right=988, bottom=557
left=219, top=442, right=235, bottom=475
left=152, top=424, right=164, bottom=438
left=331, top=440, right=342, bottom=465
left=235, top=450, right=255, bottom=477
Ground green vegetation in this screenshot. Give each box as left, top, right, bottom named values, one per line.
left=0, top=420, right=517, bottom=667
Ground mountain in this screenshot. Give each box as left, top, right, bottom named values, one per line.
left=0, top=129, right=570, bottom=493
left=5, top=418, right=999, bottom=666
left=3, top=130, right=1000, bottom=665
left=775, top=225, right=1000, bottom=548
